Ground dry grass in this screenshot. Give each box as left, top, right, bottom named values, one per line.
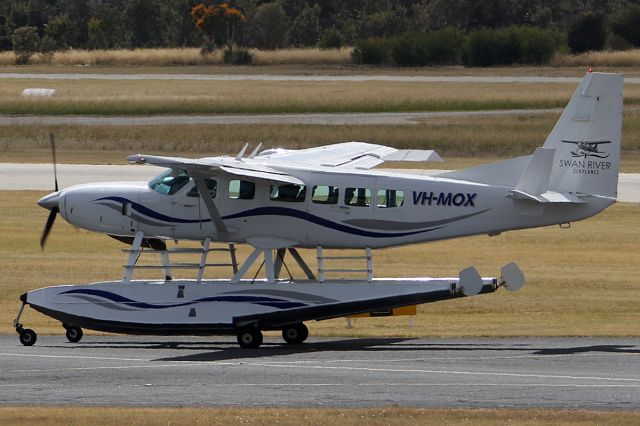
left=252, top=47, right=352, bottom=65
left=1, top=46, right=640, bottom=72
left=2, top=78, right=613, bottom=116
left=1, top=190, right=638, bottom=337
left=0, top=47, right=352, bottom=67
left=0, top=407, right=639, bottom=426
left=2, top=109, right=639, bottom=170
left=553, top=49, right=640, bottom=68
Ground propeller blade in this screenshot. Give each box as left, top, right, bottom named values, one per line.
left=49, top=133, right=59, bottom=192
left=40, top=206, right=59, bottom=249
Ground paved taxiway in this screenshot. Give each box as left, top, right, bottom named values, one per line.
left=0, top=335, right=638, bottom=408
left=3, top=163, right=639, bottom=203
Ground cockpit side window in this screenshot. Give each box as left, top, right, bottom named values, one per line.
left=187, top=178, right=217, bottom=198
left=149, top=169, right=190, bottom=195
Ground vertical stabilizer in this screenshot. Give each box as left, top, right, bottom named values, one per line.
left=542, top=72, right=623, bottom=198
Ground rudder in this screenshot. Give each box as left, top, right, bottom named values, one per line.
left=542, top=72, right=623, bottom=198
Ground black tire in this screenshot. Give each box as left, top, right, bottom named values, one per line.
left=237, top=328, right=263, bottom=349
left=19, top=329, right=37, bottom=346
left=65, top=326, right=83, bottom=343
left=282, top=323, right=309, bottom=344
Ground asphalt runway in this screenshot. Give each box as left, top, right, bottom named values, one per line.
left=3, top=163, right=639, bottom=203
left=0, top=335, right=638, bottom=408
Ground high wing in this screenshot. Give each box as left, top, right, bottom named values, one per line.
left=127, top=154, right=304, bottom=185
left=254, top=142, right=442, bottom=169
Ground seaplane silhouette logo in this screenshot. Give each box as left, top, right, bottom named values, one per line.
left=561, top=140, right=611, bottom=159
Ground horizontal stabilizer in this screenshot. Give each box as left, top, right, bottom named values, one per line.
left=508, top=190, right=586, bottom=203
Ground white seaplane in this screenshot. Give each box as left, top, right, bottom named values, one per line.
left=15, top=71, right=622, bottom=348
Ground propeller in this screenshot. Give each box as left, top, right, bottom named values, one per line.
left=39, top=133, right=60, bottom=249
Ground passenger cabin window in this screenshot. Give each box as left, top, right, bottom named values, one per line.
left=270, top=184, right=306, bottom=202
left=312, top=185, right=339, bottom=204
left=187, top=178, right=217, bottom=198
left=228, top=180, right=255, bottom=200
left=149, top=169, right=190, bottom=195
left=377, top=189, right=404, bottom=208
left=344, top=187, right=371, bottom=207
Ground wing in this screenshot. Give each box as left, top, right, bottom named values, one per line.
left=127, top=154, right=304, bottom=185
left=255, top=142, right=442, bottom=169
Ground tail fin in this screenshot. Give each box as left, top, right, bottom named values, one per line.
left=439, top=72, right=623, bottom=201
left=542, top=72, right=623, bottom=198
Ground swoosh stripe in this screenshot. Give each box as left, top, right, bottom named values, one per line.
left=94, top=197, right=439, bottom=238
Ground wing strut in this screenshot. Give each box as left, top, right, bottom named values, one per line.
left=191, top=173, right=228, bottom=236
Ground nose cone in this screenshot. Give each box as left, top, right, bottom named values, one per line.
left=37, top=191, right=61, bottom=211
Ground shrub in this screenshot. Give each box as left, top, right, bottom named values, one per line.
left=351, top=37, right=390, bottom=65
left=391, top=29, right=464, bottom=66
left=465, top=26, right=561, bottom=66
left=223, top=47, right=252, bottom=65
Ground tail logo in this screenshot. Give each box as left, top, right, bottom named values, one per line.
left=561, top=140, right=611, bottom=159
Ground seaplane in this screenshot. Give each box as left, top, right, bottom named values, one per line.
left=15, top=71, right=622, bottom=348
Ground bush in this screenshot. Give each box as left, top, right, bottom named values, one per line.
left=352, top=37, right=391, bottom=65
left=12, top=26, right=40, bottom=65
left=465, top=26, right=561, bottom=66
left=390, top=29, right=464, bottom=66
left=223, top=47, right=253, bottom=65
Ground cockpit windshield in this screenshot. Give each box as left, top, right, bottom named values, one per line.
left=149, top=169, right=190, bottom=195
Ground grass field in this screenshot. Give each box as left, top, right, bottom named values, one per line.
left=2, top=190, right=638, bottom=337
left=2, top=110, right=639, bottom=171
left=3, top=79, right=618, bottom=116
left=1, top=407, right=639, bottom=426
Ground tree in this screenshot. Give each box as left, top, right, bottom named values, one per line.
left=12, top=26, right=39, bottom=64
left=567, top=13, right=606, bottom=53
left=247, top=1, right=289, bottom=50
left=611, top=4, right=640, bottom=47
left=128, top=0, right=163, bottom=48
left=45, top=15, right=73, bottom=50
left=191, top=2, right=244, bottom=55
left=87, top=17, right=108, bottom=50
left=288, top=4, right=320, bottom=47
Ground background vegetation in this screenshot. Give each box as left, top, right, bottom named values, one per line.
left=3, top=0, right=640, bottom=66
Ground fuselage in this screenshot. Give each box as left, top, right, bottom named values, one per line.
left=46, top=159, right=614, bottom=249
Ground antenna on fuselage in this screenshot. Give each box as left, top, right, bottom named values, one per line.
left=235, top=143, right=249, bottom=160
left=248, top=142, right=263, bottom=159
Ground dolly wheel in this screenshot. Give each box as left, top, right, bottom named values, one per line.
left=19, top=329, right=37, bottom=346
left=237, top=328, right=263, bottom=349
left=65, top=326, right=83, bottom=343
left=282, top=323, right=309, bottom=344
